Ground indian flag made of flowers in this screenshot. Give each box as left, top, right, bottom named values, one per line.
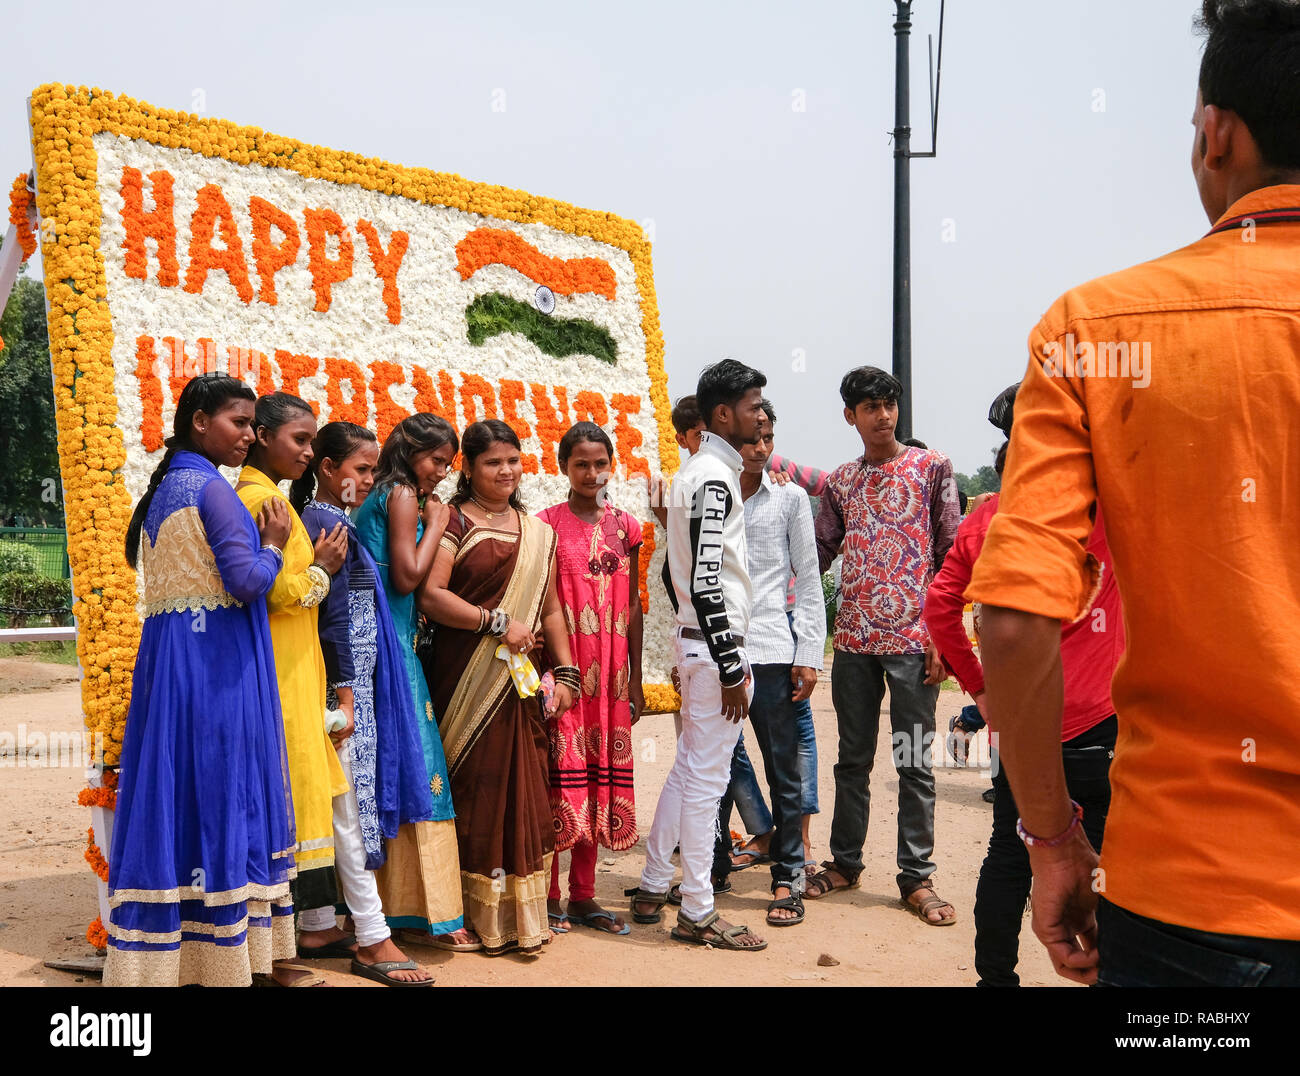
left=28, top=84, right=681, bottom=766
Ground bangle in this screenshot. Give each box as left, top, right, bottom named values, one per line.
left=475, top=606, right=489, bottom=635
left=552, top=664, right=581, bottom=693
left=1017, top=800, right=1084, bottom=848
left=489, top=608, right=510, bottom=637
left=261, top=543, right=283, bottom=559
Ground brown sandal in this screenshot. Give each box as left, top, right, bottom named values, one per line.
left=900, top=877, right=957, bottom=925
left=803, top=860, right=860, bottom=900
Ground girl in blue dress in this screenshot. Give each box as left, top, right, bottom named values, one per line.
left=352, top=413, right=478, bottom=950
left=105, top=374, right=301, bottom=987
left=290, top=421, right=440, bottom=984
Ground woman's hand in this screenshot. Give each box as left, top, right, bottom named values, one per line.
left=629, top=679, right=645, bottom=726
left=330, top=692, right=355, bottom=748
left=421, top=497, right=449, bottom=534
left=502, top=618, right=535, bottom=655
left=312, top=522, right=348, bottom=575
left=257, top=498, right=291, bottom=550
left=551, top=682, right=576, bottom=719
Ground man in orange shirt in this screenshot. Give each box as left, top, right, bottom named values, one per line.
left=969, top=0, right=1300, bottom=986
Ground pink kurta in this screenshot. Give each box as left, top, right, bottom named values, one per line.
left=537, top=502, right=641, bottom=852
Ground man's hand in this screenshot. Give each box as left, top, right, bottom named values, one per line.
left=923, top=642, right=946, bottom=685
left=1027, top=829, right=1102, bottom=985
left=720, top=678, right=750, bottom=723
left=791, top=666, right=817, bottom=702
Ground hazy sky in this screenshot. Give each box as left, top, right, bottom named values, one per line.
left=4, top=0, right=1209, bottom=475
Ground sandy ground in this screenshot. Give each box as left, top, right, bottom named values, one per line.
left=0, top=655, right=1067, bottom=987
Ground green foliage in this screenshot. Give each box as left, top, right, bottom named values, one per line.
left=0, top=274, right=62, bottom=525
left=465, top=292, right=618, bottom=364
left=822, top=569, right=837, bottom=635
left=0, top=540, right=39, bottom=575
left=0, top=570, right=73, bottom=626
left=954, top=465, right=1002, bottom=497
left=0, top=639, right=77, bottom=664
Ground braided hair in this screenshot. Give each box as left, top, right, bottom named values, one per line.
left=124, top=374, right=256, bottom=569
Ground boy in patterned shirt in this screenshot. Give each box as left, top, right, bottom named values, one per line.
left=806, top=366, right=960, bottom=924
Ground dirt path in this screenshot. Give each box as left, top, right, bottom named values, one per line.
left=0, top=659, right=1066, bottom=987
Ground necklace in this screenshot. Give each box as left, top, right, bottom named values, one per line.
left=470, top=495, right=508, bottom=519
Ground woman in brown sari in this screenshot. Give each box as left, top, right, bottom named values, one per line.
left=418, top=420, right=577, bottom=955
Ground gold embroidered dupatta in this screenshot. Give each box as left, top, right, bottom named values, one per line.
left=437, top=513, right=555, bottom=777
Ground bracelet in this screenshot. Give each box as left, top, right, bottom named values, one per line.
left=552, top=664, right=581, bottom=692
left=489, top=608, right=510, bottom=637
left=1016, top=800, right=1084, bottom=848
left=301, top=564, right=331, bottom=609
left=261, top=543, right=283, bottom=561
left=475, top=606, right=489, bottom=635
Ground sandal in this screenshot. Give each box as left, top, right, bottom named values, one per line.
left=624, top=886, right=671, bottom=925
left=427, top=929, right=484, bottom=952
left=570, top=909, right=631, bottom=936
left=252, top=962, right=330, bottom=987
left=900, top=877, right=957, bottom=926
left=803, top=860, right=860, bottom=900
left=766, top=890, right=805, bottom=927
left=295, top=935, right=357, bottom=960
left=547, top=911, right=571, bottom=934
left=348, top=957, right=434, bottom=987
left=729, top=847, right=771, bottom=871
left=666, top=877, right=732, bottom=905
left=671, top=909, right=767, bottom=952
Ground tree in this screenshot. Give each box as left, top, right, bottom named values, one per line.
left=0, top=265, right=63, bottom=525
left=954, top=466, right=1002, bottom=497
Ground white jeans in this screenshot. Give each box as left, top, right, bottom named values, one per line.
left=299, top=740, right=391, bottom=948
left=641, top=636, right=751, bottom=923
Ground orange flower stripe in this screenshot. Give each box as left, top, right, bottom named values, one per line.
left=183, top=184, right=254, bottom=303
left=85, top=827, right=109, bottom=883
left=86, top=917, right=108, bottom=951
left=639, top=520, right=655, bottom=615
left=120, top=167, right=179, bottom=286
left=249, top=195, right=300, bottom=304
left=454, top=228, right=617, bottom=300
left=8, top=174, right=38, bottom=262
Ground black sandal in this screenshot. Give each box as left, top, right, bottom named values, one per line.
left=766, top=890, right=805, bottom=927
left=624, top=886, right=671, bottom=924
left=803, top=860, right=861, bottom=900
left=666, top=877, right=732, bottom=905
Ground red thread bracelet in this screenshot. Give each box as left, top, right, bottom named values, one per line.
left=1017, top=800, right=1083, bottom=848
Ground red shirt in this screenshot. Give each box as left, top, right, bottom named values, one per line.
left=924, top=493, right=1123, bottom=741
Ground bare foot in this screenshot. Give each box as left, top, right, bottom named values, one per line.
left=353, top=937, right=432, bottom=984
left=296, top=925, right=356, bottom=953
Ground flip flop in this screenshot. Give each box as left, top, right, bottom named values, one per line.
left=349, top=957, right=434, bottom=987
left=569, top=909, right=631, bottom=936
left=548, top=911, right=571, bottom=933
left=252, top=962, right=330, bottom=987
left=729, top=847, right=770, bottom=871
left=295, top=935, right=357, bottom=960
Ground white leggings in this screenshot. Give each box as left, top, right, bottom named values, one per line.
left=298, top=740, right=390, bottom=948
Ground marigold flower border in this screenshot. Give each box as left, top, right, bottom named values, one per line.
left=28, top=83, right=683, bottom=766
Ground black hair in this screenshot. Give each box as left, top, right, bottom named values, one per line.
left=670, top=395, right=703, bottom=435
left=244, top=392, right=315, bottom=477
left=988, top=382, right=1020, bottom=436
left=994, top=440, right=1010, bottom=477
left=839, top=366, right=902, bottom=410
left=373, top=413, right=460, bottom=494
left=902, top=437, right=927, bottom=449
left=451, top=419, right=525, bottom=511
left=759, top=399, right=777, bottom=426
left=1197, top=0, right=1300, bottom=171
left=125, top=373, right=256, bottom=568
left=557, top=420, right=615, bottom=470
left=958, top=488, right=969, bottom=515
left=695, top=360, right=767, bottom=429
left=289, top=421, right=378, bottom=514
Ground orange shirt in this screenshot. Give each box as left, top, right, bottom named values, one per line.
left=967, top=184, right=1300, bottom=941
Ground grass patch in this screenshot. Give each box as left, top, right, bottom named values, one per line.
left=0, top=640, right=79, bottom=665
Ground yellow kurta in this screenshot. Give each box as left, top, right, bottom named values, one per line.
left=236, top=467, right=347, bottom=905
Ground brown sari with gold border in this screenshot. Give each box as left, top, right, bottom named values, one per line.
left=423, top=508, right=556, bottom=953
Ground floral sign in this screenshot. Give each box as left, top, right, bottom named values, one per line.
left=28, top=84, right=680, bottom=767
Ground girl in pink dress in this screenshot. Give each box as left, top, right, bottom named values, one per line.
left=538, top=422, right=644, bottom=935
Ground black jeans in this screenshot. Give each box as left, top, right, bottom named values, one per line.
left=1097, top=899, right=1300, bottom=986
left=713, top=663, right=805, bottom=892
left=973, top=715, right=1116, bottom=987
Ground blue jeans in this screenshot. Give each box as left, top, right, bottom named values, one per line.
left=795, top=696, right=818, bottom=815
left=1097, top=898, right=1300, bottom=986
left=714, top=664, right=806, bottom=890
left=728, top=735, right=773, bottom=838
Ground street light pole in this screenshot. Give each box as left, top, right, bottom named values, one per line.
left=891, top=0, right=943, bottom=442
left=892, top=0, right=913, bottom=440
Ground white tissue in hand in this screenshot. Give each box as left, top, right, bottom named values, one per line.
left=324, top=708, right=348, bottom=734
